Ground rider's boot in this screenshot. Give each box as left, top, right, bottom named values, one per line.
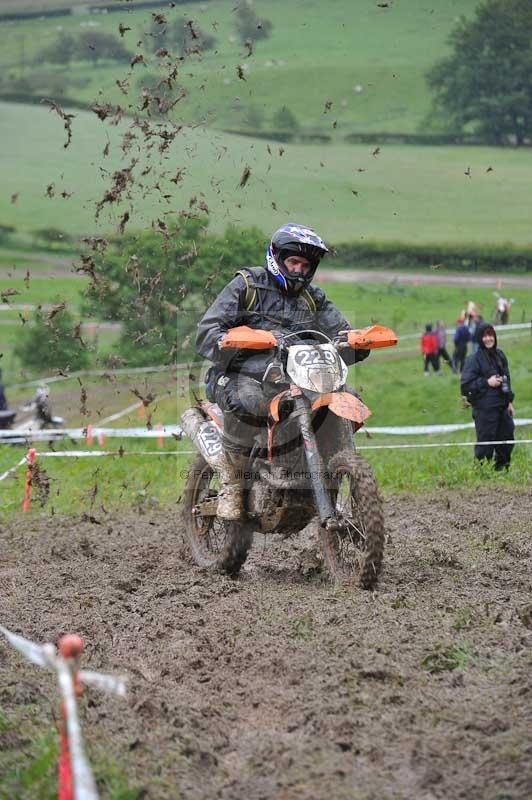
left=217, top=450, right=247, bottom=520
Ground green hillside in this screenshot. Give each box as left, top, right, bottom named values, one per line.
left=1, top=100, right=532, bottom=244
left=0, top=0, right=479, bottom=134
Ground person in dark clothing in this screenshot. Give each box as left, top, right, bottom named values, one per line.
left=196, top=222, right=371, bottom=519
left=420, top=324, right=439, bottom=374
left=469, top=313, right=484, bottom=354
left=0, top=369, right=7, bottom=412
left=452, top=318, right=471, bottom=373
left=460, top=322, right=515, bottom=470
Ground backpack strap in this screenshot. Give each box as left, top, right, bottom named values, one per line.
left=301, top=288, right=317, bottom=316
left=235, top=269, right=256, bottom=312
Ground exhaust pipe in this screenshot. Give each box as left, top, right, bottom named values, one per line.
left=180, top=407, right=225, bottom=469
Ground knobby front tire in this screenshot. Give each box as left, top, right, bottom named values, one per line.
left=320, top=450, right=385, bottom=590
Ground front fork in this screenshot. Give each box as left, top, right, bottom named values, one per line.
left=294, top=395, right=339, bottom=531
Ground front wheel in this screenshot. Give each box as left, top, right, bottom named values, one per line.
left=320, top=450, right=385, bottom=589
left=182, top=454, right=253, bottom=577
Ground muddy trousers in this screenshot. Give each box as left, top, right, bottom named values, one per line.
left=473, top=406, right=514, bottom=469
left=215, top=374, right=274, bottom=458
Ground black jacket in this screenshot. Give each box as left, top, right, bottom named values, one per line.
left=461, top=324, right=514, bottom=409
left=196, top=266, right=370, bottom=376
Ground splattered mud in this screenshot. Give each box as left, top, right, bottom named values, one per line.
left=1, top=488, right=531, bottom=799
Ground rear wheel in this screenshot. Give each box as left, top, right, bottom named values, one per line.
left=320, top=450, right=385, bottom=589
left=182, top=454, right=253, bottom=577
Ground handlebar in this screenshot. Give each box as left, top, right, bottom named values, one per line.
left=219, top=324, right=398, bottom=351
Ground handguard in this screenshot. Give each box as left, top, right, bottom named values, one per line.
left=219, top=325, right=278, bottom=350
left=347, top=324, right=398, bottom=350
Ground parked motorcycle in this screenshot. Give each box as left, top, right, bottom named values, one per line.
left=0, top=409, right=17, bottom=430
left=181, top=324, right=397, bottom=588
left=0, top=384, right=65, bottom=443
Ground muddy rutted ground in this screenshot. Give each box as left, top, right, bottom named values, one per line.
left=1, top=489, right=531, bottom=799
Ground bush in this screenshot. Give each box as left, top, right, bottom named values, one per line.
left=33, top=228, right=73, bottom=246
left=78, top=31, right=131, bottom=63
left=36, top=31, right=130, bottom=66
left=14, top=307, right=90, bottom=373
left=135, top=72, right=186, bottom=116
left=145, top=16, right=217, bottom=57
left=174, top=16, right=217, bottom=57
left=333, top=240, right=532, bottom=273
left=242, top=104, right=264, bottom=130
left=36, top=31, right=78, bottom=65
left=83, top=218, right=265, bottom=365
left=272, top=106, right=300, bottom=132
left=0, top=224, right=16, bottom=244
left=1, top=69, right=72, bottom=97
left=234, top=1, right=273, bottom=44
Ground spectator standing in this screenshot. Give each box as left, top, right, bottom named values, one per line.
left=0, top=369, right=7, bottom=411
left=452, top=318, right=471, bottom=373
left=493, top=294, right=514, bottom=325
left=435, top=320, right=453, bottom=371
left=420, top=324, right=439, bottom=375
left=460, top=323, right=515, bottom=470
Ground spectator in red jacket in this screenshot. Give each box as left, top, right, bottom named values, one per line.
left=420, top=324, right=439, bottom=375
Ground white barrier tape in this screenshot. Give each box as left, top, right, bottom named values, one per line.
left=98, top=402, right=144, bottom=426
left=0, top=424, right=183, bottom=442
left=0, top=624, right=127, bottom=697
left=78, top=670, right=127, bottom=696
left=366, top=418, right=532, bottom=435
left=355, top=438, right=532, bottom=451
left=0, top=625, right=127, bottom=800
left=36, top=451, right=182, bottom=457
left=0, top=455, right=27, bottom=482
left=3, top=419, right=532, bottom=443
left=1, top=440, right=528, bottom=470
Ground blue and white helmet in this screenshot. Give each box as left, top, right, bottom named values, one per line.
left=266, top=223, right=329, bottom=293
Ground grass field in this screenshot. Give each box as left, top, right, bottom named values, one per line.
left=0, top=0, right=479, bottom=134
left=2, top=101, right=532, bottom=244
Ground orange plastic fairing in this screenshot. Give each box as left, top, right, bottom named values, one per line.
left=347, top=325, right=398, bottom=350
left=219, top=325, right=278, bottom=350
left=311, top=392, right=372, bottom=425
left=200, top=400, right=224, bottom=430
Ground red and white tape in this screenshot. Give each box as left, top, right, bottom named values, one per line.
left=0, top=625, right=126, bottom=800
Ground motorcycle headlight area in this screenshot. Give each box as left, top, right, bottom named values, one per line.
left=286, top=344, right=347, bottom=393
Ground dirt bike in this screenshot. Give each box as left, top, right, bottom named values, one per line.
left=181, top=324, right=397, bottom=589
left=0, top=391, right=64, bottom=443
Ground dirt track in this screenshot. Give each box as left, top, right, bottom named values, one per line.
left=1, top=489, right=532, bottom=799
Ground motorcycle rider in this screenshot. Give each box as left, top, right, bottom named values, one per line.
left=23, top=384, right=56, bottom=426
left=196, top=223, right=371, bottom=520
